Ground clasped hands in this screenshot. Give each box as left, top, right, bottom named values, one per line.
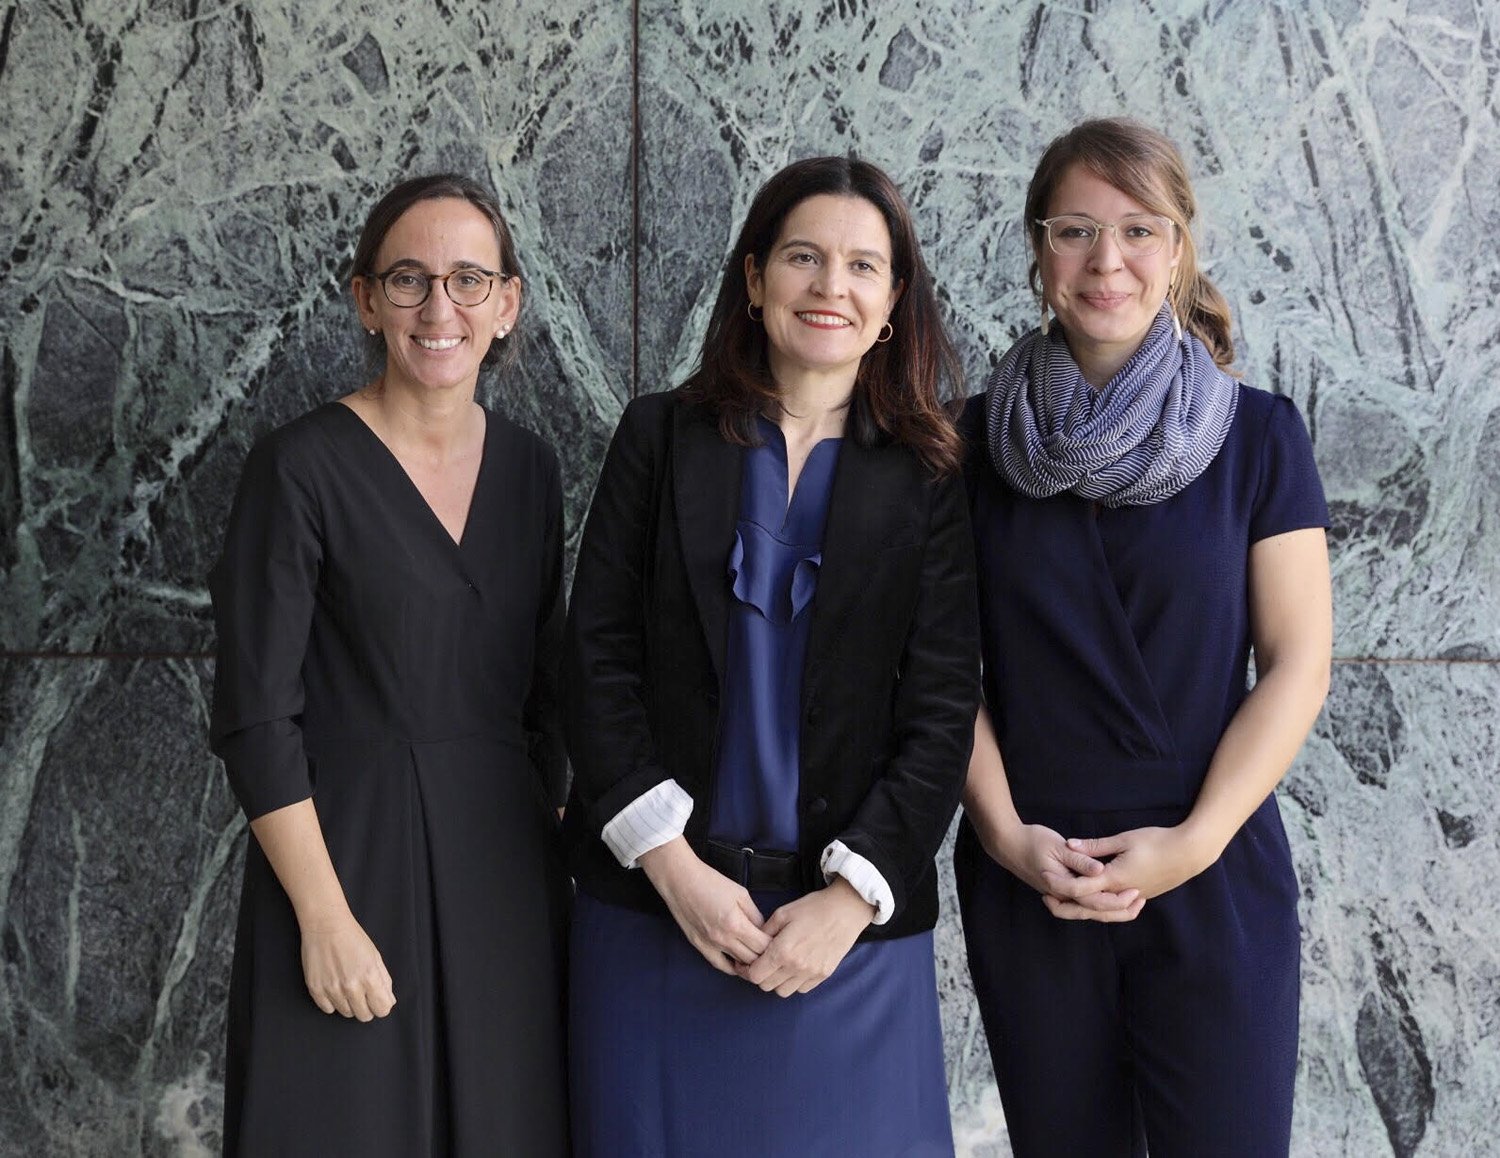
left=989, top=821, right=1218, bottom=923
left=640, top=838, right=874, bottom=998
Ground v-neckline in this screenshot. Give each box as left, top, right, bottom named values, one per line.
left=756, top=415, right=841, bottom=527
left=330, top=401, right=490, bottom=551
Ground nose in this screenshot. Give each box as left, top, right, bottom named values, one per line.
left=419, top=281, right=459, bottom=320
left=1088, top=228, right=1125, bottom=271
left=812, top=263, right=846, bottom=297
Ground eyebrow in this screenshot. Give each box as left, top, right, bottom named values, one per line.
left=380, top=258, right=492, bottom=271
left=777, top=238, right=890, bottom=261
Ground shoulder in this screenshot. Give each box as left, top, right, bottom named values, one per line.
left=1232, top=383, right=1304, bottom=439
left=240, top=403, right=351, bottom=484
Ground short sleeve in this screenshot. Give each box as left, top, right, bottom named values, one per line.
left=1249, top=394, right=1329, bottom=543
left=208, top=434, right=323, bottom=821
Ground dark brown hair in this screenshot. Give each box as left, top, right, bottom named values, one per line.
left=680, top=156, right=963, bottom=476
left=1025, top=118, right=1235, bottom=370
left=348, top=173, right=523, bottom=370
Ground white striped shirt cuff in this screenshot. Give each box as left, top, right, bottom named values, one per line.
left=601, top=779, right=695, bottom=868
left=820, top=841, right=895, bottom=925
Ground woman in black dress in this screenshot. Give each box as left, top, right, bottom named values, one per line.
left=209, top=174, right=570, bottom=1156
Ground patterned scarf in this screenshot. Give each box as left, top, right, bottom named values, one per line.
left=984, top=305, right=1238, bottom=507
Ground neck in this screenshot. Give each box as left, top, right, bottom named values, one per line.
left=359, top=374, right=479, bottom=459
left=768, top=362, right=856, bottom=442
left=1062, top=335, right=1136, bottom=391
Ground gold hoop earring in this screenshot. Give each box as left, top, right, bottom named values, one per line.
left=875, top=322, right=893, bottom=344
left=747, top=303, right=763, bottom=322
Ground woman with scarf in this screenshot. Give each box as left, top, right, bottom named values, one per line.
left=955, top=119, right=1332, bottom=1158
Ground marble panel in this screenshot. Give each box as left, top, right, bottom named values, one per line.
left=937, top=660, right=1500, bottom=1156
left=0, top=658, right=240, bottom=1157
left=638, top=0, right=1500, bottom=658
left=0, top=0, right=631, bottom=654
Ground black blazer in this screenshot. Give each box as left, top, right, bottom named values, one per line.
left=562, top=389, right=979, bottom=940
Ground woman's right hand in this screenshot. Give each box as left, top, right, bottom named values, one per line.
left=299, top=913, right=397, bottom=1021
left=983, top=820, right=1145, bottom=923
left=639, top=838, right=771, bottom=975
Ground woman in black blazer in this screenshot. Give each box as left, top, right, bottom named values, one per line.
left=563, top=156, right=980, bottom=1158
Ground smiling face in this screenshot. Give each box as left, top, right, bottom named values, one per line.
left=744, top=193, right=902, bottom=394
left=352, top=197, right=520, bottom=397
left=1039, top=163, right=1182, bottom=385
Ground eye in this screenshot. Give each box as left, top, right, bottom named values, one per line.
left=1123, top=219, right=1162, bottom=240
left=787, top=250, right=817, bottom=265
left=1055, top=221, right=1095, bottom=241
left=451, top=271, right=488, bottom=290
left=852, top=260, right=877, bottom=273
left=388, top=271, right=427, bottom=291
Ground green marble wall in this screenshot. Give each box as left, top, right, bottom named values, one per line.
left=3, top=1, right=1497, bottom=1154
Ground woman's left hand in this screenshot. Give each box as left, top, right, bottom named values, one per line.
left=737, top=878, right=876, bottom=997
left=1042, top=825, right=1217, bottom=915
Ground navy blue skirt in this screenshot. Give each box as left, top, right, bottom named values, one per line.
left=569, top=891, right=954, bottom=1157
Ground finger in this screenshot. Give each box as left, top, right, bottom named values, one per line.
left=1044, top=895, right=1143, bottom=923
left=697, top=944, right=740, bottom=976
left=775, top=975, right=806, bottom=998
left=1041, top=867, right=1117, bottom=900
left=1069, top=887, right=1141, bottom=912
left=370, top=983, right=397, bottom=1018
left=734, top=893, right=768, bottom=929
left=760, top=907, right=789, bottom=937
left=1068, top=834, right=1128, bottom=857
left=348, top=988, right=375, bottom=1023
left=309, top=989, right=337, bottom=1015
left=1058, top=846, right=1107, bottom=876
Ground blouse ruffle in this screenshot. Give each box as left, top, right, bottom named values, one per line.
left=728, top=519, right=822, bottom=624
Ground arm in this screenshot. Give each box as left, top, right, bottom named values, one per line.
left=564, top=399, right=769, bottom=972
left=209, top=436, right=393, bottom=1019
left=1066, top=528, right=1332, bottom=898
left=963, top=705, right=1143, bottom=921
left=250, top=800, right=395, bottom=1020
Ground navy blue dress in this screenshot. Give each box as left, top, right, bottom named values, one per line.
left=571, top=419, right=954, bottom=1158
left=955, top=386, right=1328, bottom=1158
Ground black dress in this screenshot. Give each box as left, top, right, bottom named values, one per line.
left=209, top=402, right=570, bottom=1157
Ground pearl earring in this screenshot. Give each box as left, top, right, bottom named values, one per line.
left=367, top=328, right=376, bottom=336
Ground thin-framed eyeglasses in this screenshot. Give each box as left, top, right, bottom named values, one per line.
left=370, top=266, right=510, bottom=308
left=1034, top=214, right=1176, bottom=258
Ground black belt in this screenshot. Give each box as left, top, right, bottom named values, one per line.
left=698, top=838, right=803, bottom=891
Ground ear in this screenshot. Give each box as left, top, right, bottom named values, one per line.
left=743, top=252, right=763, bottom=307
left=493, top=275, right=522, bottom=337
left=887, top=276, right=905, bottom=317
left=352, top=276, right=379, bottom=330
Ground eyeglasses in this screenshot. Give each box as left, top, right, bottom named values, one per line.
left=370, top=266, right=509, bottom=308
left=1034, top=214, right=1176, bottom=257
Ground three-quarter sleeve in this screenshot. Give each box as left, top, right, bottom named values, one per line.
left=1249, top=395, right=1329, bottom=542
left=208, top=436, right=323, bottom=821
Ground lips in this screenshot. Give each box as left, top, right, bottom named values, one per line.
left=413, top=336, right=463, bottom=350
left=1078, top=292, right=1130, bottom=309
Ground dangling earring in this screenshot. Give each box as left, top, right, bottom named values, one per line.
left=1039, top=301, right=1051, bottom=336
left=875, top=322, right=893, bottom=344
left=747, top=303, right=763, bottom=322
left=1171, top=308, right=1183, bottom=342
